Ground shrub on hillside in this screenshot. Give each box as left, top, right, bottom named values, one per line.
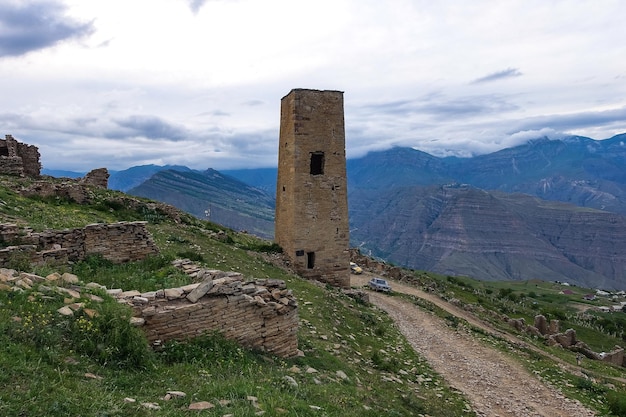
left=69, top=299, right=153, bottom=369
left=607, top=390, right=626, bottom=416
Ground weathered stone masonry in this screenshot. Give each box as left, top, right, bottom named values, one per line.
left=0, top=221, right=159, bottom=265
left=275, top=89, right=350, bottom=288
left=115, top=260, right=299, bottom=358
left=1, top=262, right=300, bottom=358
left=0, top=134, right=41, bottom=177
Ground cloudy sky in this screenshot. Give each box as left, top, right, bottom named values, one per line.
left=1, top=0, right=625, bottom=172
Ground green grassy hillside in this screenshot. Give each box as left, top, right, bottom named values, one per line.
left=2, top=174, right=626, bottom=416
left=0, top=175, right=471, bottom=416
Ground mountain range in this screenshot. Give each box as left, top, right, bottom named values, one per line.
left=43, top=133, right=626, bottom=288
left=128, top=168, right=275, bottom=239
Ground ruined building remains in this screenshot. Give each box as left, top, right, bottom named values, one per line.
left=124, top=259, right=299, bottom=358
left=0, top=261, right=299, bottom=358
left=275, top=89, right=350, bottom=288
left=0, top=134, right=41, bottom=177
left=0, top=222, right=159, bottom=265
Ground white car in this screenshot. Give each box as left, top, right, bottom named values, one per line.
left=368, top=277, right=391, bottom=292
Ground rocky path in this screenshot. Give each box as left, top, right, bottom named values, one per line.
left=352, top=275, right=597, bottom=417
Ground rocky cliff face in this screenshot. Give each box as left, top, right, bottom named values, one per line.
left=350, top=185, right=626, bottom=289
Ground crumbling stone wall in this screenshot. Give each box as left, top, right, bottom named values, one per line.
left=504, top=313, right=626, bottom=367
left=114, top=263, right=299, bottom=357
left=0, top=262, right=300, bottom=358
left=0, top=221, right=158, bottom=265
left=20, top=167, right=110, bottom=204
left=0, top=134, right=41, bottom=177
left=82, top=168, right=109, bottom=188
left=275, top=89, right=350, bottom=288
left=349, top=248, right=417, bottom=283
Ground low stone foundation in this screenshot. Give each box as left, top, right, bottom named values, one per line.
left=114, top=263, right=299, bottom=357
left=0, top=221, right=159, bottom=265
left=1, top=260, right=300, bottom=358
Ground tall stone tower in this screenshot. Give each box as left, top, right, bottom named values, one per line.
left=275, top=89, right=350, bottom=288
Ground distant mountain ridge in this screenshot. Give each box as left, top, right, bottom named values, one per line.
left=224, top=134, right=626, bottom=215
left=226, top=133, right=626, bottom=288
left=349, top=184, right=626, bottom=289
left=128, top=168, right=275, bottom=239
left=109, top=164, right=192, bottom=191
left=101, top=133, right=626, bottom=288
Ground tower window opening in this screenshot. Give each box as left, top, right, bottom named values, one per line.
left=307, top=252, right=315, bottom=269
left=310, top=152, right=324, bottom=175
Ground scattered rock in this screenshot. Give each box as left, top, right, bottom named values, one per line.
left=283, top=375, right=298, bottom=388
left=141, top=402, right=160, bottom=410
left=46, top=273, right=61, bottom=282
left=83, top=308, right=98, bottom=318
left=61, top=272, right=79, bottom=284
left=336, top=370, right=349, bottom=380
left=57, top=306, right=73, bottom=316
left=165, top=390, right=186, bottom=398
left=188, top=401, right=214, bottom=410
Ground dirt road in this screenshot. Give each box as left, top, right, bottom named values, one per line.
left=352, top=275, right=597, bottom=417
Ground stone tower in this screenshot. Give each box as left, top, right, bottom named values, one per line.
left=275, top=89, right=350, bottom=288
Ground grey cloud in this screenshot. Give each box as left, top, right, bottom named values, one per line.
left=243, top=99, right=266, bottom=107
left=511, top=106, right=626, bottom=133
left=196, top=110, right=230, bottom=117
left=360, top=100, right=414, bottom=115
left=471, top=68, right=522, bottom=84
left=424, top=96, right=518, bottom=118
left=0, top=1, right=94, bottom=57
left=359, top=94, right=518, bottom=119
left=113, top=115, right=190, bottom=141
left=0, top=112, right=29, bottom=128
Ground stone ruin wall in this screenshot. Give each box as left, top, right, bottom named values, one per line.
left=0, top=133, right=299, bottom=357
left=18, top=167, right=110, bottom=205
left=1, top=134, right=110, bottom=196
left=1, top=260, right=300, bottom=358
left=117, top=260, right=299, bottom=357
left=0, top=134, right=41, bottom=177
left=0, top=221, right=159, bottom=265
left=506, top=314, right=625, bottom=367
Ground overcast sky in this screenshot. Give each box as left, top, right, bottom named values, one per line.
left=1, top=0, right=625, bottom=172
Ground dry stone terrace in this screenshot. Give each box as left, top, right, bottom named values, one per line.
left=0, top=221, right=159, bottom=265
left=125, top=259, right=299, bottom=358
left=0, top=259, right=300, bottom=358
